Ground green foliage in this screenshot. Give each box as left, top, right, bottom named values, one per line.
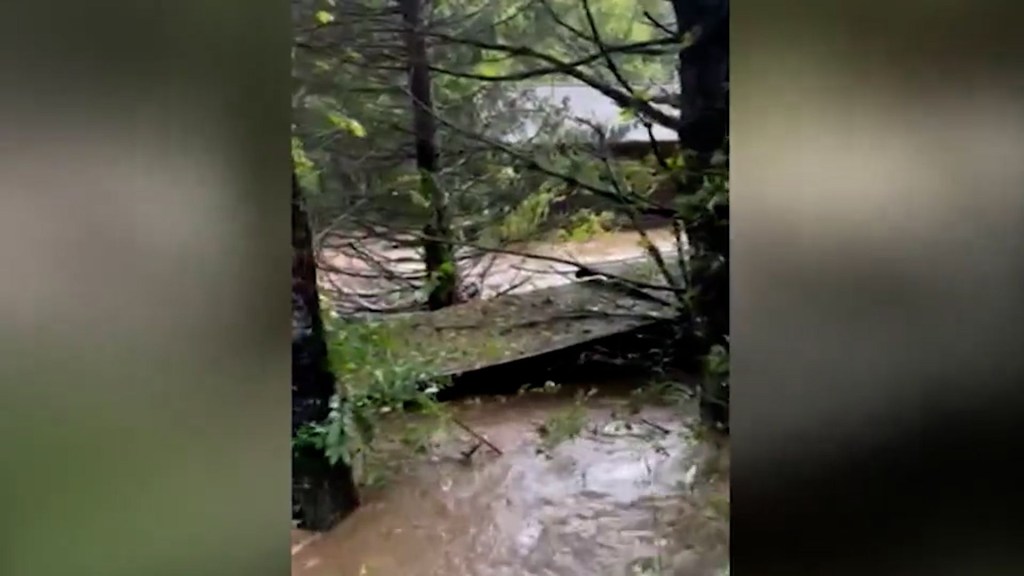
left=291, top=135, right=319, bottom=193
left=291, top=0, right=677, bottom=236
left=619, top=158, right=660, bottom=198
left=325, top=111, right=366, bottom=138
left=626, top=379, right=692, bottom=413
left=472, top=59, right=505, bottom=79
left=293, top=313, right=454, bottom=487
left=546, top=148, right=606, bottom=190
left=698, top=343, right=729, bottom=430
left=291, top=0, right=731, bottom=424
left=557, top=208, right=616, bottom=242
left=422, top=258, right=458, bottom=302
left=299, top=94, right=367, bottom=141
left=292, top=393, right=351, bottom=468
left=488, top=188, right=559, bottom=244
left=291, top=102, right=365, bottom=197
left=674, top=171, right=729, bottom=226
left=703, top=344, right=729, bottom=383
left=460, top=0, right=675, bottom=84
left=536, top=387, right=596, bottom=454
left=405, top=174, right=432, bottom=210
left=314, top=10, right=335, bottom=25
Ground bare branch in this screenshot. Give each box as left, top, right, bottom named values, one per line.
left=399, top=85, right=677, bottom=217
left=425, top=32, right=682, bottom=131
left=354, top=216, right=681, bottom=299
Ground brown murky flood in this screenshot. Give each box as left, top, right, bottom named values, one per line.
left=292, top=386, right=730, bottom=576
left=318, top=227, right=683, bottom=311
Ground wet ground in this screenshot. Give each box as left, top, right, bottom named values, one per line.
left=291, top=384, right=729, bottom=576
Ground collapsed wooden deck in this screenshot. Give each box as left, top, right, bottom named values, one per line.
left=357, top=255, right=685, bottom=383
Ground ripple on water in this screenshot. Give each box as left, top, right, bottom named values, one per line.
left=291, top=393, right=728, bottom=576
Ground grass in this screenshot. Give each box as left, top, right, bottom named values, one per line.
left=535, top=387, right=596, bottom=454
left=626, top=378, right=694, bottom=413
left=312, top=314, right=460, bottom=488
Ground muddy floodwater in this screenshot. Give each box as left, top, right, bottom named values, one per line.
left=292, top=385, right=729, bottom=576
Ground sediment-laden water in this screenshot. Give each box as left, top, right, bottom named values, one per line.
left=292, top=385, right=729, bottom=576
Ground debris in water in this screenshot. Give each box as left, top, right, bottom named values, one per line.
left=681, top=464, right=698, bottom=490
left=640, top=417, right=671, bottom=434
left=599, top=420, right=634, bottom=437
left=451, top=416, right=503, bottom=455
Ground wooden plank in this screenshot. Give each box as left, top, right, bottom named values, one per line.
left=370, top=254, right=684, bottom=380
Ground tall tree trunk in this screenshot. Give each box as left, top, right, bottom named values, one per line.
left=672, top=0, right=729, bottom=165
left=400, top=0, right=458, bottom=310
left=292, top=171, right=359, bottom=530
left=671, top=0, right=730, bottom=429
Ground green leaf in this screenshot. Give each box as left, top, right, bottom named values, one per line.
left=291, top=137, right=316, bottom=174
left=408, top=187, right=430, bottom=209
left=325, top=112, right=366, bottom=137
left=349, top=120, right=366, bottom=137
left=314, top=10, right=335, bottom=24
left=472, top=60, right=504, bottom=78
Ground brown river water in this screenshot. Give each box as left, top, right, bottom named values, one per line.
left=318, top=228, right=682, bottom=311
left=291, top=384, right=729, bottom=576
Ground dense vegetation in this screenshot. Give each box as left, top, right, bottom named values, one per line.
left=291, top=0, right=728, bottom=530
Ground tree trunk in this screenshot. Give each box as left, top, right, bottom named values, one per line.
left=292, top=170, right=359, bottom=530
left=671, top=0, right=729, bottom=165
left=670, top=0, right=730, bottom=429
left=400, top=0, right=458, bottom=310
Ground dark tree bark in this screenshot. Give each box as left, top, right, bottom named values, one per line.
left=400, top=0, right=458, bottom=310
left=671, top=0, right=729, bottom=163
left=670, top=0, right=730, bottom=430
left=292, top=170, right=359, bottom=530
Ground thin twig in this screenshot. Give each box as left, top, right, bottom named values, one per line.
left=641, top=418, right=671, bottom=435
left=357, top=216, right=683, bottom=294
left=450, top=416, right=503, bottom=455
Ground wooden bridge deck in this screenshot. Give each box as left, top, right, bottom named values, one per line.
left=359, top=255, right=685, bottom=382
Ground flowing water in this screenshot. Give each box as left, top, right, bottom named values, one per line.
left=292, top=384, right=730, bottom=576
left=319, top=227, right=682, bottom=311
